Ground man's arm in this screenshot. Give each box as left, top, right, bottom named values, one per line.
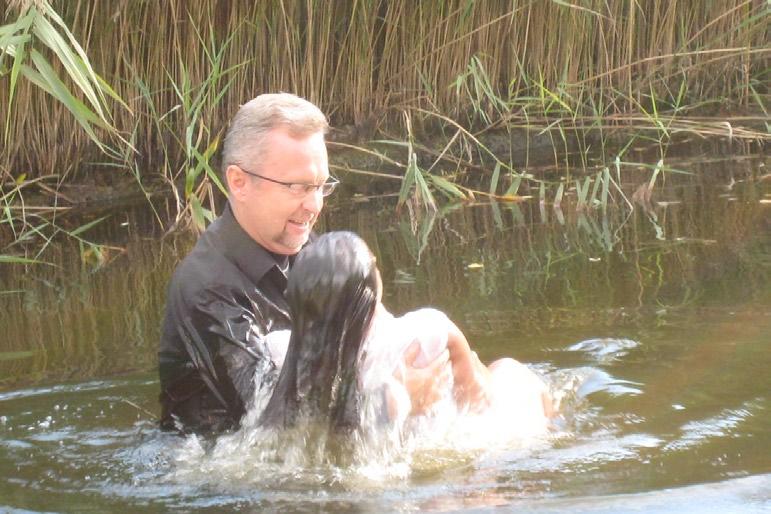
left=160, top=287, right=277, bottom=432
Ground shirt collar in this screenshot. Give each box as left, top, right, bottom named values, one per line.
left=219, top=203, right=286, bottom=286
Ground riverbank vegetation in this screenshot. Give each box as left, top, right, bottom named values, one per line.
left=1, top=0, right=768, bottom=261
left=2, top=161, right=769, bottom=387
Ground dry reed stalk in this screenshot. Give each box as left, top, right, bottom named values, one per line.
left=0, top=0, right=766, bottom=179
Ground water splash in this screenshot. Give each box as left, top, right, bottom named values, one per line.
left=566, top=338, right=640, bottom=363
left=165, top=364, right=635, bottom=488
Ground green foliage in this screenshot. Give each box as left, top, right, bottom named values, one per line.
left=0, top=254, right=43, bottom=264
left=0, top=0, right=126, bottom=151
left=0, top=1, right=130, bottom=267
left=0, top=0, right=767, bottom=252
left=135, top=14, right=242, bottom=231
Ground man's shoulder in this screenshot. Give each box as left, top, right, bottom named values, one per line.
left=167, top=235, right=238, bottom=301
left=164, top=209, right=290, bottom=319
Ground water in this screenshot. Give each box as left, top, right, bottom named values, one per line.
left=0, top=153, right=769, bottom=512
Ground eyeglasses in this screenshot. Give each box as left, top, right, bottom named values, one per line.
left=237, top=165, right=339, bottom=197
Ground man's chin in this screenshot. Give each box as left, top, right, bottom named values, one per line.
left=276, top=234, right=309, bottom=255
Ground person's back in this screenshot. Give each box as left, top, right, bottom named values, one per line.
left=361, top=305, right=552, bottom=435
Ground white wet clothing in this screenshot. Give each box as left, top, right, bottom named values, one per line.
left=261, top=308, right=446, bottom=375
left=359, top=308, right=450, bottom=428
left=263, top=307, right=551, bottom=437
left=361, top=307, right=551, bottom=437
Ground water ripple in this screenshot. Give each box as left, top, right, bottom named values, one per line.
left=663, top=399, right=762, bottom=452
left=566, top=338, right=640, bottom=363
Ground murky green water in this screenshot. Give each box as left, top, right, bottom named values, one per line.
left=1, top=154, right=769, bottom=512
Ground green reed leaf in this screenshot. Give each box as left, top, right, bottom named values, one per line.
left=554, top=182, right=564, bottom=207
left=0, top=350, right=35, bottom=361
left=31, top=13, right=105, bottom=120
left=505, top=175, right=522, bottom=197
left=69, top=215, right=108, bottom=237
left=429, top=174, right=466, bottom=200
left=0, top=255, right=44, bottom=264
left=190, top=194, right=209, bottom=231
left=489, top=162, right=501, bottom=195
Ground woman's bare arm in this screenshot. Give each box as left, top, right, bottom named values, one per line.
left=399, top=343, right=451, bottom=415
left=444, top=321, right=493, bottom=411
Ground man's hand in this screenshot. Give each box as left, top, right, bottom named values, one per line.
left=399, top=342, right=452, bottom=416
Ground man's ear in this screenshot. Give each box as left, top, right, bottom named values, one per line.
left=226, top=165, right=249, bottom=201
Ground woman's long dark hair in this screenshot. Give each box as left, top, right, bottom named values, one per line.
left=259, top=231, right=378, bottom=432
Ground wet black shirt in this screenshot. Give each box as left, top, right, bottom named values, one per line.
left=159, top=205, right=296, bottom=433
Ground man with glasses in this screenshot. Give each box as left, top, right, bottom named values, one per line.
left=159, top=93, right=447, bottom=434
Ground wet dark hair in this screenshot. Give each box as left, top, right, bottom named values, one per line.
left=259, top=231, right=379, bottom=431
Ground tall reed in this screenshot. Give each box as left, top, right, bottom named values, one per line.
left=1, top=0, right=766, bottom=177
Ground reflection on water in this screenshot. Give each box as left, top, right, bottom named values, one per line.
left=0, top=156, right=769, bottom=511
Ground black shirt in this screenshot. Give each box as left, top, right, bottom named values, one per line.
left=158, top=204, right=295, bottom=433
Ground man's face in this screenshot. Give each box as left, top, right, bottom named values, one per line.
left=228, top=128, right=329, bottom=255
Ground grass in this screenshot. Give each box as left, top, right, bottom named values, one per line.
left=0, top=0, right=127, bottom=154
left=360, top=44, right=765, bottom=209
left=1, top=0, right=127, bottom=265
left=0, top=0, right=768, bottom=257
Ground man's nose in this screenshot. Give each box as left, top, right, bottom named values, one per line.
left=301, top=187, right=324, bottom=214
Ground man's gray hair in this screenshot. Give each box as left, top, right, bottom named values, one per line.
left=221, top=93, right=329, bottom=177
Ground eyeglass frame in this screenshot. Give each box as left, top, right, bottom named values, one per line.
left=236, top=164, right=339, bottom=197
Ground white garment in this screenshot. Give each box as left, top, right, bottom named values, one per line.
left=261, top=307, right=450, bottom=427
left=263, top=307, right=550, bottom=437
left=359, top=307, right=452, bottom=427
left=263, top=308, right=448, bottom=378
left=361, top=307, right=449, bottom=373
left=361, top=307, right=551, bottom=437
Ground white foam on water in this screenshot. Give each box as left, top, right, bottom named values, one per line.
left=166, top=365, right=621, bottom=489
